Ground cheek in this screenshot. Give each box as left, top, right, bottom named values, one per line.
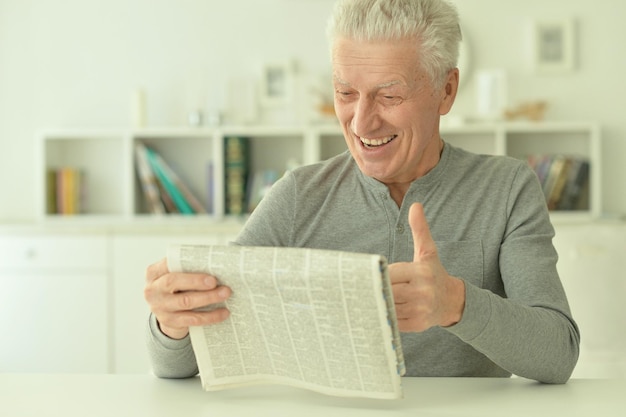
left=387, top=107, right=420, bottom=130
left=333, top=100, right=352, bottom=123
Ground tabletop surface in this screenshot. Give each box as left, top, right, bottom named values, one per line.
left=1, top=374, right=625, bottom=417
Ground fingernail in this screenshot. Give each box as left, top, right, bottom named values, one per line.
left=218, top=287, right=229, bottom=299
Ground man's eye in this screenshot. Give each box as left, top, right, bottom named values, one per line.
left=380, top=95, right=402, bottom=104
left=335, top=90, right=355, bottom=100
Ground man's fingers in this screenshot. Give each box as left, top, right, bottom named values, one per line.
left=145, top=258, right=234, bottom=340
left=161, top=307, right=231, bottom=329
left=159, top=272, right=220, bottom=294
left=169, top=286, right=231, bottom=312
left=146, top=257, right=220, bottom=293
left=157, top=307, right=231, bottom=338
left=408, top=202, right=438, bottom=262
left=144, top=267, right=230, bottom=315
left=146, top=258, right=169, bottom=284
left=391, top=281, right=410, bottom=303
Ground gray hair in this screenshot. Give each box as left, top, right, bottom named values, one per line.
left=327, top=0, right=462, bottom=88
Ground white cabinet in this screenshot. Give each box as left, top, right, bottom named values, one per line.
left=0, top=225, right=240, bottom=375
left=1, top=221, right=623, bottom=377
left=553, top=222, right=626, bottom=378
left=0, top=233, right=110, bottom=373
left=111, top=225, right=239, bottom=374
left=37, top=121, right=601, bottom=223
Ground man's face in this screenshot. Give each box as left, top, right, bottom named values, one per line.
left=332, top=36, right=457, bottom=186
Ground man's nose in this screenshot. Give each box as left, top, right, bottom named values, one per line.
left=352, top=97, right=381, bottom=137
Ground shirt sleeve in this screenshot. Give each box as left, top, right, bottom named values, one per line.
left=446, top=162, right=580, bottom=383
left=145, top=313, right=199, bottom=379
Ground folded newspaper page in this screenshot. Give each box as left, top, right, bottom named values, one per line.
left=167, top=244, right=406, bottom=399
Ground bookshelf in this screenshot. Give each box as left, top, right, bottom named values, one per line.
left=442, top=121, right=601, bottom=219
left=36, top=121, right=601, bottom=223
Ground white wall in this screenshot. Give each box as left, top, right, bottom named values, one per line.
left=1, top=0, right=625, bottom=221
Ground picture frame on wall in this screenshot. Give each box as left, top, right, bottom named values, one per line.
left=533, top=19, right=576, bottom=74
left=259, top=62, right=293, bottom=107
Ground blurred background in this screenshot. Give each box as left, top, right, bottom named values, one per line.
left=1, top=0, right=625, bottom=220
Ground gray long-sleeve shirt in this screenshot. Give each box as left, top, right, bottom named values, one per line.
left=147, top=142, right=580, bottom=383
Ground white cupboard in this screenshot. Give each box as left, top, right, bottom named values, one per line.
left=1, top=220, right=623, bottom=378
left=0, top=233, right=110, bottom=373
left=110, top=227, right=238, bottom=374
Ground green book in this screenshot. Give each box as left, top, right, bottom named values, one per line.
left=145, top=147, right=194, bottom=214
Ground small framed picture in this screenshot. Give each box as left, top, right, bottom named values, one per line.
left=533, top=19, right=576, bottom=74
left=259, top=62, right=293, bottom=107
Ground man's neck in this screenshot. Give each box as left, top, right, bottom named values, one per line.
left=386, top=137, right=444, bottom=207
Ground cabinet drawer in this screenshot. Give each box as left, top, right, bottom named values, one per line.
left=0, top=235, right=108, bottom=269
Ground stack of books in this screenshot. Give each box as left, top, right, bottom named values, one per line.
left=46, top=167, right=84, bottom=215
left=223, top=136, right=281, bottom=215
left=527, top=154, right=590, bottom=211
left=134, top=142, right=207, bottom=215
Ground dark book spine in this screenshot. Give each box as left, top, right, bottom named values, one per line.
left=224, top=136, right=250, bottom=215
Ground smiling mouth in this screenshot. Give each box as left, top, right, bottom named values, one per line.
left=359, top=135, right=397, bottom=148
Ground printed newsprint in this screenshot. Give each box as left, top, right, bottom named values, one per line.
left=167, top=244, right=406, bottom=399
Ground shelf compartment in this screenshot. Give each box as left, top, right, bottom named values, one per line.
left=39, top=131, right=128, bottom=217
left=132, top=131, right=214, bottom=216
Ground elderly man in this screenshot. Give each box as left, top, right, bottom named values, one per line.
left=144, top=0, right=579, bottom=383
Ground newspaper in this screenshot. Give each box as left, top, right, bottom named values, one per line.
left=167, top=244, right=406, bottom=399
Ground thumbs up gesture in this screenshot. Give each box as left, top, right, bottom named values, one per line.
left=388, top=203, right=466, bottom=332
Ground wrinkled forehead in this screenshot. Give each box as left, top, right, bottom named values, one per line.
left=331, top=36, right=425, bottom=86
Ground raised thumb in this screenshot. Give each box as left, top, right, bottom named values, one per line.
left=408, top=202, right=437, bottom=262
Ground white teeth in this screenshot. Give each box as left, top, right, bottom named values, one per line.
left=360, top=136, right=395, bottom=147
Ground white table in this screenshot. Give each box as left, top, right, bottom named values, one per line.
left=0, top=374, right=624, bottom=416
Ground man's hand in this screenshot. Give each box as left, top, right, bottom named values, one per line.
left=143, top=258, right=231, bottom=340
left=389, top=203, right=465, bottom=332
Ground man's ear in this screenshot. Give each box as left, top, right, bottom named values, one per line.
left=438, top=68, right=459, bottom=116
